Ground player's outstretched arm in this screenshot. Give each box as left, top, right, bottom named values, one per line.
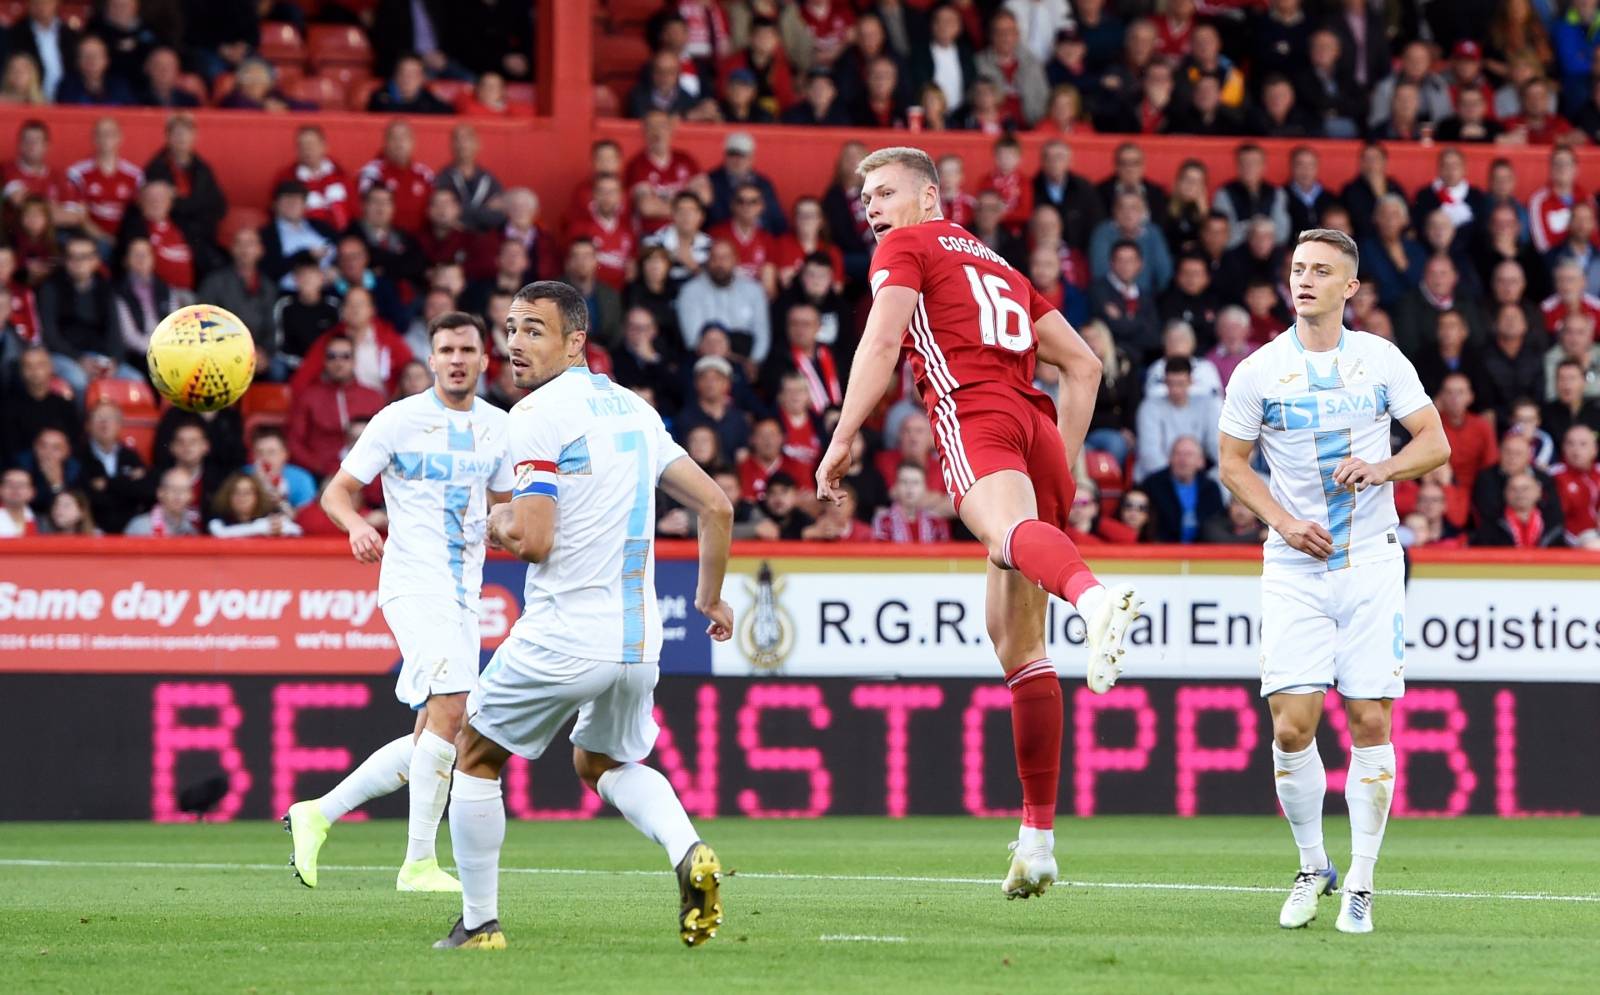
left=1034, top=310, right=1103, bottom=466
left=659, top=456, right=735, bottom=641
left=816, top=285, right=919, bottom=504
left=1219, top=432, right=1334, bottom=560
left=487, top=495, right=556, bottom=564
left=1333, top=404, right=1451, bottom=491
left=320, top=470, right=384, bottom=563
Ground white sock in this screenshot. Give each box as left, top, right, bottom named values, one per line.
left=405, top=729, right=457, bottom=863
left=596, top=763, right=700, bottom=867
left=1073, top=584, right=1107, bottom=618
left=1272, top=742, right=1329, bottom=871
left=1017, top=823, right=1055, bottom=854
left=449, top=770, right=504, bottom=930
left=1344, top=742, right=1396, bottom=893
left=318, top=735, right=413, bottom=823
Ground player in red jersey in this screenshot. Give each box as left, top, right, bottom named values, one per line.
left=816, top=147, right=1142, bottom=899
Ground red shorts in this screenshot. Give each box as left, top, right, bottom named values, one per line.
left=926, top=385, right=1077, bottom=530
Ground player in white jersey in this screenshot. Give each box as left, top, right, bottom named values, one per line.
left=283, top=313, right=514, bottom=893
left=1218, top=230, right=1450, bottom=934
left=433, top=282, right=735, bottom=952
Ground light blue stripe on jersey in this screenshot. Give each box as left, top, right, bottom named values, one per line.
left=615, top=429, right=651, bottom=664
left=558, top=437, right=591, bottom=475
left=1314, top=429, right=1355, bottom=570
left=443, top=484, right=471, bottom=602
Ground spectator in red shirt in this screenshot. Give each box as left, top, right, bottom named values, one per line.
left=709, top=181, right=776, bottom=295
left=1503, top=76, right=1574, bottom=146
left=872, top=463, right=952, bottom=543
left=357, top=120, right=435, bottom=234
left=415, top=188, right=484, bottom=273
left=937, top=154, right=977, bottom=230
left=801, top=481, right=874, bottom=541
left=1527, top=146, right=1590, bottom=253
left=719, top=17, right=795, bottom=118
left=119, top=180, right=195, bottom=291
left=285, top=334, right=387, bottom=479
left=291, top=287, right=413, bottom=396
left=624, top=110, right=702, bottom=234
left=979, top=135, right=1034, bottom=230
left=2, top=119, right=70, bottom=226
left=1471, top=471, right=1568, bottom=547
left=1540, top=260, right=1600, bottom=336
left=141, top=113, right=226, bottom=252
left=771, top=196, right=844, bottom=293
left=565, top=173, right=637, bottom=292
left=278, top=124, right=353, bottom=232
left=1437, top=371, right=1500, bottom=494
left=798, top=0, right=856, bottom=70
left=1552, top=424, right=1600, bottom=547
left=738, top=418, right=810, bottom=502
left=64, top=116, right=142, bottom=247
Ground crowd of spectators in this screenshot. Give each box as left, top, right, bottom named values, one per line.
left=2, top=2, right=1600, bottom=551
left=626, top=1, right=1600, bottom=148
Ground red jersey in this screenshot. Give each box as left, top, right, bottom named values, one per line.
left=145, top=219, right=195, bottom=290
left=780, top=409, right=822, bottom=476
left=279, top=158, right=354, bottom=231
left=1, top=161, right=67, bottom=203
left=1553, top=463, right=1600, bottom=537
left=623, top=149, right=700, bottom=232
left=357, top=156, right=435, bottom=233
left=771, top=236, right=844, bottom=287
left=798, top=1, right=854, bottom=58
left=64, top=158, right=142, bottom=230
left=868, top=220, right=1057, bottom=413
left=1540, top=291, right=1600, bottom=333
left=5, top=282, right=39, bottom=344
left=979, top=168, right=1033, bottom=229
left=737, top=453, right=810, bottom=502
left=708, top=221, right=773, bottom=280
left=566, top=207, right=637, bottom=291
left=1527, top=185, right=1593, bottom=253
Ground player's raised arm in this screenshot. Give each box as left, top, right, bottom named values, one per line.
left=815, top=284, right=919, bottom=504
left=658, top=455, right=735, bottom=641
left=321, top=469, right=384, bottom=563
left=1034, top=310, right=1103, bottom=467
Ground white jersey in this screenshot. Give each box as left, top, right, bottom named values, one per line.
left=1218, top=327, right=1431, bottom=574
left=507, top=367, right=688, bottom=664
left=341, top=390, right=515, bottom=610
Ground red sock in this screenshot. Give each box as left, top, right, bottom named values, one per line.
left=1006, top=658, right=1062, bottom=830
left=1004, top=519, right=1099, bottom=606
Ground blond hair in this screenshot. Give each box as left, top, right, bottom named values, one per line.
left=1296, top=227, right=1359, bottom=272
left=855, top=146, right=940, bottom=190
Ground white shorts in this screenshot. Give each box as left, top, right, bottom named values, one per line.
left=383, top=596, right=481, bottom=709
left=1259, top=556, right=1406, bottom=700
left=467, top=636, right=661, bottom=762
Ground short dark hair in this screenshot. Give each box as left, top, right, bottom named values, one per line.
left=428, top=310, right=488, bottom=346
left=513, top=281, right=589, bottom=336
left=250, top=424, right=287, bottom=447
left=1111, top=238, right=1142, bottom=259
left=1165, top=356, right=1193, bottom=377
left=768, top=470, right=798, bottom=490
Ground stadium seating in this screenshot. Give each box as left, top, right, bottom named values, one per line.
left=307, top=25, right=374, bottom=71
left=289, top=74, right=347, bottom=111
left=606, top=0, right=665, bottom=31
left=1086, top=451, right=1126, bottom=520
left=593, top=36, right=651, bottom=87
left=258, top=22, right=307, bottom=70
left=240, top=383, right=295, bottom=441
left=85, top=379, right=161, bottom=417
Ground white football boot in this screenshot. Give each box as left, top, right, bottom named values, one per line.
left=1335, top=889, right=1375, bottom=934
left=1083, top=583, right=1141, bottom=694
left=1001, top=838, right=1058, bottom=900
left=1279, top=865, right=1339, bottom=928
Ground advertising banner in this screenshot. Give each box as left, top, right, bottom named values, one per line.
left=5, top=546, right=1599, bottom=682
left=6, top=675, right=1596, bottom=821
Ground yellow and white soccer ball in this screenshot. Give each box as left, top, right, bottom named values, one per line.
left=146, top=303, right=257, bottom=412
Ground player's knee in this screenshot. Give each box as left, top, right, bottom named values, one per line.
left=1271, top=714, right=1317, bottom=752
left=572, top=747, right=620, bottom=791
left=425, top=694, right=467, bottom=738
left=1345, top=706, right=1390, bottom=747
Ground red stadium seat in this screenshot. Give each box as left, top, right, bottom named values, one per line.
left=504, top=82, right=536, bottom=107
left=1085, top=450, right=1125, bottom=519
left=85, top=378, right=160, bottom=417
left=594, top=36, right=652, bottom=82
left=307, top=24, right=373, bottom=69
left=607, top=0, right=666, bottom=30
left=347, top=76, right=385, bottom=112
left=315, top=64, right=372, bottom=95
left=603, top=78, right=631, bottom=115
left=120, top=424, right=157, bottom=465
left=241, top=383, right=295, bottom=441
left=258, top=21, right=306, bottom=68
left=290, top=74, right=348, bottom=110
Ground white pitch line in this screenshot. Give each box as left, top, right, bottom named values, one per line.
left=820, top=934, right=908, bottom=943
left=1, top=858, right=1596, bottom=905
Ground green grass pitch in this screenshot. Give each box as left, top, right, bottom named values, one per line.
left=2, top=817, right=1597, bottom=994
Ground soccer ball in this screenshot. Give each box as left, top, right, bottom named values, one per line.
left=146, top=303, right=257, bottom=412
